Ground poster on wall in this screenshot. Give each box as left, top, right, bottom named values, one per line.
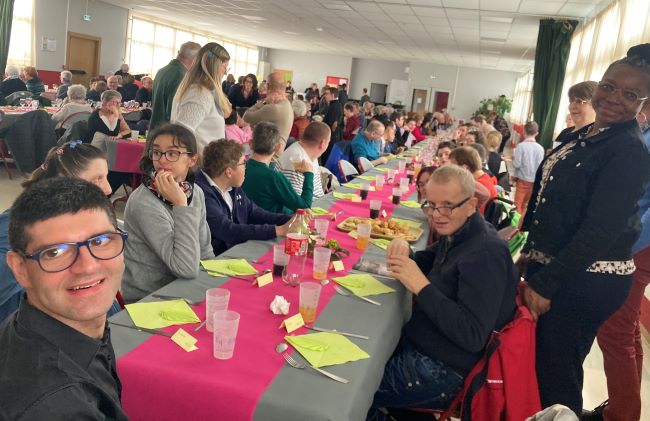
left=325, top=76, right=349, bottom=87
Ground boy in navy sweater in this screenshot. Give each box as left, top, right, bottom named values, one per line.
left=196, top=139, right=294, bottom=256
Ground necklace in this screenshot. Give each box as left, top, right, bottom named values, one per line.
left=583, top=125, right=609, bottom=139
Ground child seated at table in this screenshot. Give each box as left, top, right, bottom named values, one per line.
left=196, top=139, right=293, bottom=255
left=242, top=122, right=314, bottom=214
left=121, top=123, right=215, bottom=302
left=224, top=107, right=252, bottom=145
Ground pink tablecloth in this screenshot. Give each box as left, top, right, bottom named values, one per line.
left=106, top=140, right=145, bottom=173
left=117, top=171, right=417, bottom=420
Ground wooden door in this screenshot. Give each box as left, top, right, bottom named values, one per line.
left=433, top=91, right=449, bottom=112
left=66, top=32, right=101, bottom=87
left=411, top=89, right=427, bottom=113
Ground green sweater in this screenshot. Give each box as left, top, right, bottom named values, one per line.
left=242, top=159, right=313, bottom=214
left=150, top=59, right=186, bottom=129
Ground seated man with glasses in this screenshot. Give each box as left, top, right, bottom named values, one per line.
left=196, top=139, right=293, bottom=256
left=367, top=165, right=518, bottom=419
left=0, top=178, right=128, bottom=420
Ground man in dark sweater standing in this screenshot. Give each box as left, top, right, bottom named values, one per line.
left=368, top=165, right=518, bottom=418
left=196, top=139, right=293, bottom=255
left=322, top=86, right=343, bottom=163
left=150, top=41, right=200, bottom=129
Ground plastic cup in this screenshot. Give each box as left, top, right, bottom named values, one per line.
left=213, top=310, right=240, bottom=360
left=370, top=199, right=382, bottom=219
left=400, top=177, right=409, bottom=194
left=205, top=288, right=230, bottom=332
left=398, top=159, right=406, bottom=173
left=314, top=219, right=329, bottom=246
left=407, top=170, right=415, bottom=184
left=312, top=246, right=332, bottom=280
left=290, top=155, right=302, bottom=170
left=375, top=174, right=385, bottom=191
left=273, top=244, right=289, bottom=277
left=414, top=162, right=422, bottom=177
left=356, top=222, right=372, bottom=250
left=299, top=282, right=322, bottom=324
left=131, top=130, right=139, bottom=140
left=387, top=168, right=396, bottom=182
left=360, top=183, right=369, bottom=200
left=392, top=187, right=402, bottom=205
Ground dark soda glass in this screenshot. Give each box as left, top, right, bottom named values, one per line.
left=360, top=189, right=368, bottom=200
left=370, top=209, right=380, bottom=219
left=273, top=264, right=286, bottom=277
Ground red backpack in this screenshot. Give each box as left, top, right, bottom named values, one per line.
left=438, top=302, right=541, bottom=421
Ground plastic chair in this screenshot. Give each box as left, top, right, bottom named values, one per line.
left=357, top=156, right=374, bottom=173
left=338, top=159, right=359, bottom=182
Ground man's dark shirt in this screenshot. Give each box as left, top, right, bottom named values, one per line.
left=0, top=295, right=128, bottom=420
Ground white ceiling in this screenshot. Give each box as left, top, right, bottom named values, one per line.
left=104, top=0, right=610, bottom=72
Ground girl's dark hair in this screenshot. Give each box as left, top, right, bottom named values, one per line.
left=140, top=123, right=198, bottom=174
left=225, top=106, right=238, bottom=125
left=606, top=43, right=650, bottom=90
left=22, top=142, right=106, bottom=189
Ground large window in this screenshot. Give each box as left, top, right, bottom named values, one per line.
left=126, top=15, right=258, bottom=79
left=7, top=0, right=34, bottom=67
left=510, top=69, right=534, bottom=126
left=552, top=0, right=650, bottom=137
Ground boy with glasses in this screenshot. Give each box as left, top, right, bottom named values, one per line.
left=0, top=178, right=128, bottom=420
left=367, top=166, right=518, bottom=419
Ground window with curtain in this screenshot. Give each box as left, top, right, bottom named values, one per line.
left=552, top=0, right=650, bottom=138
left=7, top=0, right=33, bottom=67
left=510, top=69, right=534, bottom=125
left=126, top=15, right=258, bottom=79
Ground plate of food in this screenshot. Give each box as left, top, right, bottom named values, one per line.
left=337, top=217, right=423, bottom=242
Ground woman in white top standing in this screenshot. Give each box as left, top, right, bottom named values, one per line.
left=171, top=42, right=232, bottom=151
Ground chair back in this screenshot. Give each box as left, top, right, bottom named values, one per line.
left=338, top=159, right=359, bottom=182
left=358, top=156, right=374, bottom=173
left=5, top=91, right=33, bottom=106
left=123, top=110, right=142, bottom=122
left=59, top=120, right=89, bottom=145
left=59, top=111, right=92, bottom=130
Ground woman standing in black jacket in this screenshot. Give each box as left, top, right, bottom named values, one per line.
left=519, top=44, right=650, bottom=416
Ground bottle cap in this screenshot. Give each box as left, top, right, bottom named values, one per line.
left=296, top=209, right=304, bottom=215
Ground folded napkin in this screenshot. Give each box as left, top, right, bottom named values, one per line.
left=285, top=332, right=370, bottom=368
left=374, top=167, right=390, bottom=173
left=311, top=207, right=331, bottom=215
left=342, top=182, right=364, bottom=190
left=400, top=200, right=422, bottom=209
left=201, top=259, right=257, bottom=276
left=355, top=175, right=377, bottom=181
left=125, top=299, right=200, bottom=329
left=332, top=274, right=395, bottom=297
left=389, top=217, right=422, bottom=228
left=371, top=238, right=391, bottom=250
left=333, top=192, right=359, bottom=200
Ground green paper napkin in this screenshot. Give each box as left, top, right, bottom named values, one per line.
left=400, top=200, right=422, bottom=209
left=342, top=182, right=364, bottom=190
left=374, top=167, right=390, bottom=173
left=285, top=332, right=370, bottom=368
left=389, top=217, right=422, bottom=228
left=311, top=207, right=331, bottom=215
left=356, top=175, right=376, bottom=181
left=371, top=238, right=391, bottom=250
left=333, top=191, right=359, bottom=200
left=333, top=274, right=395, bottom=297
left=201, top=259, right=257, bottom=276
left=125, top=299, right=200, bottom=329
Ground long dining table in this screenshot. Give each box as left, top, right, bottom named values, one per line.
left=110, top=144, right=434, bottom=421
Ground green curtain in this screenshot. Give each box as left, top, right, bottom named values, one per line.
left=532, top=19, right=578, bottom=149
left=0, top=0, right=14, bottom=74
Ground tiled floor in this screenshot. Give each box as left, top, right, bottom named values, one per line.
left=0, top=170, right=648, bottom=418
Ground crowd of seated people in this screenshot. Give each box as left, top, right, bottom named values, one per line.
left=2, top=41, right=650, bottom=421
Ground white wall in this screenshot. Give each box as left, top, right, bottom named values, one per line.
left=349, top=58, right=409, bottom=100
left=266, top=49, right=352, bottom=94
left=454, top=67, right=518, bottom=119
left=34, top=0, right=128, bottom=74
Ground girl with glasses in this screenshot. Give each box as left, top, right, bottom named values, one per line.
left=121, top=123, right=215, bottom=302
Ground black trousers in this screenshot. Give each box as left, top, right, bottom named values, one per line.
left=529, top=262, right=632, bottom=415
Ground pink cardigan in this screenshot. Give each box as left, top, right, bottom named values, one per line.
left=225, top=124, right=252, bottom=144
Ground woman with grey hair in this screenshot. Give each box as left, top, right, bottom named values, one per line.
left=241, top=121, right=314, bottom=213
left=0, top=65, right=27, bottom=97
left=88, top=90, right=130, bottom=151
left=290, top=99, right=309, bottom=140
left=56, top=70, right=73, bottom=99
left=51, top=84, right=91, bottom=129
